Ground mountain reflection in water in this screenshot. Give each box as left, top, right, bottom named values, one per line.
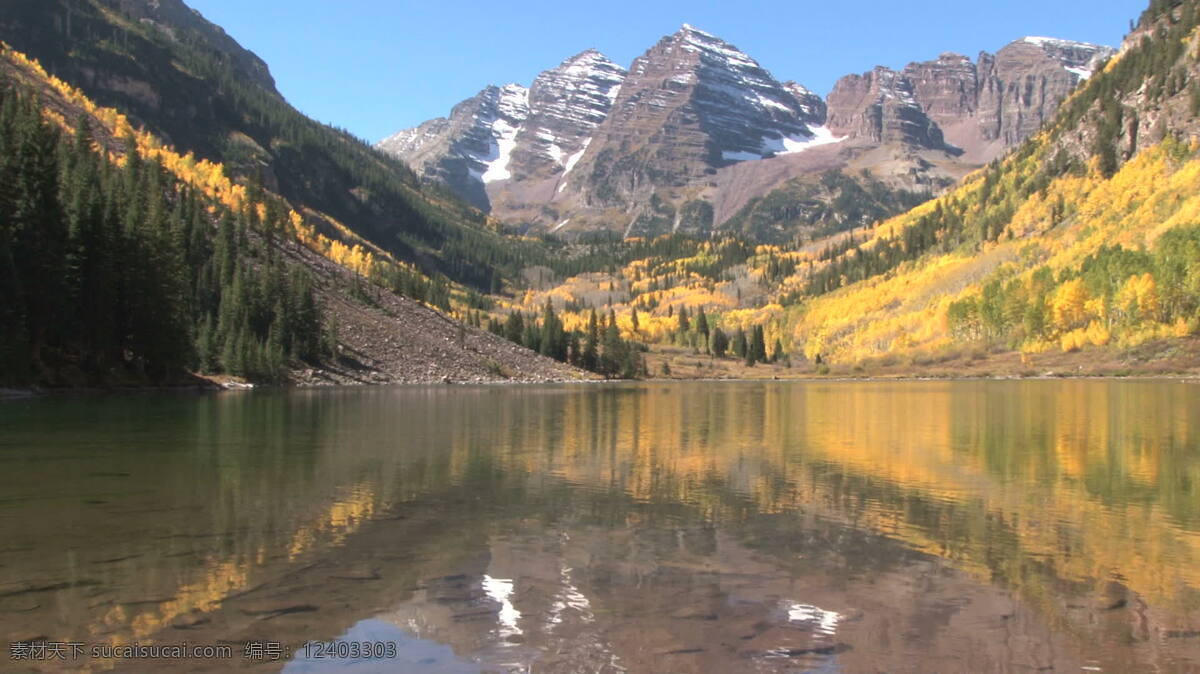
left=0, top=381, right=1198, bottom=672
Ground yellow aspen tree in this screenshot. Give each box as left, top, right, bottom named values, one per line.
left=1052, top=279, right=1090, bottom=332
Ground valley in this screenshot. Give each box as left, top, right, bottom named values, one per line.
left=4, top=3, right=1200, bottom=673
left=1, top=0, right=1199, bottom=390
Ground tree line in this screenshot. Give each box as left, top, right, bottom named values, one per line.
left=0, top=86, right=326, bottom=385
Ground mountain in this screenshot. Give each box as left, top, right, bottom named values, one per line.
left=885, top=37, right=1117, bottom=161
left=0, top=0, right=601, bottom=387
left=770, top=0, right=1200, bottom=370
left=0, top=0, right=538, bottom=293
left=556, top=24, right=839, bottom=238
left=377, top=49, right=627, bottom=215
left=378, top=83, right=533, bottom=211
left=484, top=0, right=1200, bottom=380
left=381, top=27, right=1113, bottom=242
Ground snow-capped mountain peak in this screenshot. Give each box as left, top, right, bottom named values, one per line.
left=378, top=27, right=1115, bottom=237
left=1019, top=35, right=1116, bottom=80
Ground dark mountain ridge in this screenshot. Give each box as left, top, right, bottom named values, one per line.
left=0, top=0, right=538, bottom=293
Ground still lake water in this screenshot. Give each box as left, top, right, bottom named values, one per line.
left=1, top=380, right=1199, bottom=673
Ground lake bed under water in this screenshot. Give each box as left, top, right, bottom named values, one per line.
left=1, top=380, right=1199, bottom=672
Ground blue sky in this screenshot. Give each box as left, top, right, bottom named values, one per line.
left=185, top=0, right=1146, bottom=143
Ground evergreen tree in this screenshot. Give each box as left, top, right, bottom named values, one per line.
left=749, top=325, right=768, bottom=365
left=732, top=328, right=747, bottom=358
left=0, top=87, right=333, bottom=385
left=581, top=308, right=599, bottom=372
left=711, top=328, right=729, bottom=358
left=771, top=339, right=785, bottom=363
left=503, top=311, right=524, bottom=344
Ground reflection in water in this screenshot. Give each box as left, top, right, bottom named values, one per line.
left=786, top=603, right=840, bottom=637
left=0, top=381, right=1198, bottom=672
left=480, top=576, right=521, bottom=638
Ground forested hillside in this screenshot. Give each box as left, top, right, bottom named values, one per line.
left=0, top=69, right=321, bottom=384
left=6, top=0, right=1199, bottom=385
left=495, top=0, right=1200, bottom=377
left=0, top=44, right=586, bottom=386
left=778, top=0, right=1200, bottom=366
left=0, top=0, right=543, bottom=292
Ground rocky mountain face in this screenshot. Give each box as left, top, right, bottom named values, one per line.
left=380, top=27, right=1114, bottom=240
left=513, top=49, right=625, bottom=182
left=378, top=50, right=625, bottom=212
left=811, top=37, right=1115, bottom=157
left=825, top=66, right=948, bottom=149
left=873, top=37, right=1118, bottom=160
left=378, top=83, right=531, bottom=210
left=562, top=24, right=835, bottom=225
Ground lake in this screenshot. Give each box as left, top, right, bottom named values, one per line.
left=1, top=381, right=1199, bottom=672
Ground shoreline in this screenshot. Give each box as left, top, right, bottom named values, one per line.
left=5, top=371, right=1197, bottom=399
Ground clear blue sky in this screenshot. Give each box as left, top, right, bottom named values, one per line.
left=184, top=0, right=1146, bottom=143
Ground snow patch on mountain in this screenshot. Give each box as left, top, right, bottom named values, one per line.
left=765, top=125, right=845, bottom=154
left=480, top=119, right=520, bottom=182
left=463, top=84, right=528, bottom=184
left=678, top=24, right=758, bottom=69
left=722, top=125, right=844, bottom=161
left=1066, top=65, right=1093, bottom=80
left=1022, top=36, right=1089, bottom=49
left=1019, top=36, right=1116, bottom=83
left=560, top=138, right=591, bottom=180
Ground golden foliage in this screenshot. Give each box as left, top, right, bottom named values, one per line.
left=785, top=137, right=1200, bottom=362
left=1, top=42, right=412, bottom=285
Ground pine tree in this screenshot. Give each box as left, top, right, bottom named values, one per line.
left=750, top=325, right=767, bottom=365
left=504, top=311, right=524, bottom=344
left=581, top=308, right=599, bottom=372
left=8, top=97, right=68, bottom=370
left=711, top=328, right=728, bottom=358
left=732, top=328, right=747, bottom=358
left=771, top=339, right=785, bottom=363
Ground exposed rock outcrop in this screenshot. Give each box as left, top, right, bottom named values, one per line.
left=380, top=29, right=1114, bottom=240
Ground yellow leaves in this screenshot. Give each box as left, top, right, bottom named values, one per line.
left=1136, top=274, right=1161, bottom=319
left=1059, top=322, right=1107, bottom=353
left=1020, top=339, right=1055, bottom=355
left=1086, top=320, right=1111, bottom=347
left=1084, top=297, right=1108, bottom=324
left=802, top=331, right=827, bottom=361
left=890, top=332, right=915, bottom=352
left=789, top=252, right=994, bottom=362
left=1051, top=279, right=1090, bottom=332
left=721, top=304, right=783, bottom=332
left=326, top=239, right=374, bottom=277
left=3, top=42, right=419, bottom=289
left=1174, top=317, right=1194, bottom=337
left=1116, top=322, right=1179, bottom=349
left=1116, top=273, right=1160, bottom=323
